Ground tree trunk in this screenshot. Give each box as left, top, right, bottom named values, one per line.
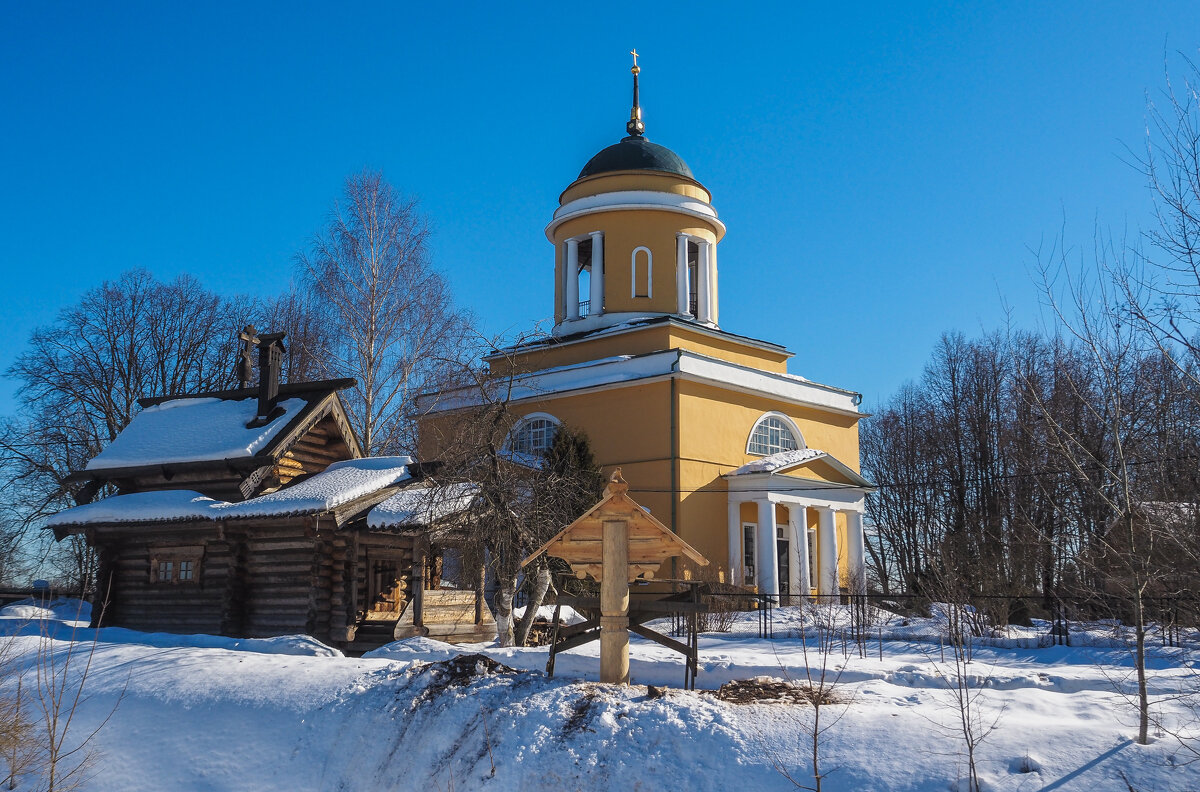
left=1134, top=590, right=1149, bottom=745
left=493, top=573, right=516, bottom=647
left=514, top=563, right=551, bottom=647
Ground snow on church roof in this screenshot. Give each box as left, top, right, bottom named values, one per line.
left=85, top=397, right=308, bottom=470
left=48, top=457, right=413, bottom=527
left=727, top=448, right=826, bottom=476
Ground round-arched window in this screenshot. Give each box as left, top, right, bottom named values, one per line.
left=509, top=415, right=559, bottom=456
left=747, top=414, right=802, bottom=456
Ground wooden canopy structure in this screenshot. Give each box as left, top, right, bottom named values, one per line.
left=523, top=469, right=708, bottom=686
left=523, top=469, right=707, bottom=582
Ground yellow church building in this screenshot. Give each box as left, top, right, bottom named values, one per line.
left=426, top=57, right=874, bottom=602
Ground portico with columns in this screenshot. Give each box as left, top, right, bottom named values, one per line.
left=724, top=451, right=874, bottom=601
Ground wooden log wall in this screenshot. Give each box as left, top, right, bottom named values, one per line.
left=87, top=520, right=417, bottom=648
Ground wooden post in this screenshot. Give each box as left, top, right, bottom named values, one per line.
left=474, top=560, right=486, bottom=625
left=600, top=519, right=630, bottom=685
left=413, top=537, right=427, bottom=630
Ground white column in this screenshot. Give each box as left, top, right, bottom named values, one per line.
left=676, top=233, right=690, bottom=316
left=697, top=240, right=712, bottom=324
left=727, top=499, right=742, bottom=586
left=788, top=507, right=805, bottom=602
left=817, top=506, right=838, bottom=597
left=845, top=509, right=866, bottom=595
left=589, top=231, right=604, bottom=316
left=709, top=242, right=718, bottom=325
left=756, top=499, right=779, bottom=599
left=796, top=506, right=816, bottom=600
left=565, top=238, right=580, bottom=321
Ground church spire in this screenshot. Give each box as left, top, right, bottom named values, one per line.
left=627, top=49, right=645, bottom=137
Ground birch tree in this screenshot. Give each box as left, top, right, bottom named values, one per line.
left=299, top=171, right=466, bottom=455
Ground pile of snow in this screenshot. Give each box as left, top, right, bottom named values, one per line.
left=86, top=397, right=307, bottom=469
left=0, top=597, right=92, bottom=625
left=48, top=458, right=412, bottom=526
left=0, top=604, right=1196, bottom=790
left=511, top=604, right=587, bottom=626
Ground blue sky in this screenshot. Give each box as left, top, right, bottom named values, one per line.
left=2, top=2, right=1198, bottom=414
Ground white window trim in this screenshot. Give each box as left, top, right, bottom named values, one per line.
left=631, top=246, right=652, bottom=298
left=745, top=411, right=806, bottom=456
left=504, top=412, right=562, bottom=455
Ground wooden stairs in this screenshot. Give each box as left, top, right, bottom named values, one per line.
left=393, top=589, right=496, bottom=644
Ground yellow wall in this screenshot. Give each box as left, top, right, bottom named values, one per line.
left=676, top=380, right=861, bottom=472
left=560, top=171, right=711, bottom=205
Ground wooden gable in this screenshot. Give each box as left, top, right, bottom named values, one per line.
left=523, top=469, right=707, bottom=583
left=68, top=379, right=362, bottom=505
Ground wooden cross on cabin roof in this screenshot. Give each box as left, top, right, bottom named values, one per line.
left=235, top=325, right=259, bottom=389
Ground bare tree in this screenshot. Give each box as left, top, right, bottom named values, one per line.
left=299, top=170, right=466, bottom=456
left=0, top=270, right=264, bottom=584
left=415, top=336, right=605, bottom=646
left=1031, top=233, right=1164, bottom=745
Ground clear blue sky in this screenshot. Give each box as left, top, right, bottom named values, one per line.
left=2, top=2, right=1198, bottom=414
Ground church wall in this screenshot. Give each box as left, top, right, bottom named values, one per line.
left=675, top=379, right=862, bottom=472
left=559, top=171, right=711, bottom=205
left=513, top=382, right=675, bottom=536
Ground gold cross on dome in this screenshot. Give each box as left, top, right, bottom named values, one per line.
left=630, top=49, right=639, bottom=67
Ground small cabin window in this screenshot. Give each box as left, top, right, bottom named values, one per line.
left=747, top=414, right=802, bottom=456
left=151, top=549, right=202, bottom=584
left=632, top=246, right=652, bottom=298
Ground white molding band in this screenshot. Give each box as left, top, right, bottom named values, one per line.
left=546, top=190, right=725, bottom=240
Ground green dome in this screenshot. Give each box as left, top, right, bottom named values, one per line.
left=578, top=136, right=694, bottom=180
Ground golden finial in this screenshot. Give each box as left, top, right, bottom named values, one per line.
left=627, top=50, right=645, bottom=137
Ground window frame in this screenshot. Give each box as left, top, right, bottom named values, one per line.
left=631, top=246, right=653, bottom=298
left=506, top=412, right=561, bottom=458
left=745, top=412, right=805, bottom=457
left=149, top=546, right=203, bottom=585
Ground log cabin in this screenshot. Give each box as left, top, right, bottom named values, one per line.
left=48, top=330, right=491, bottom=653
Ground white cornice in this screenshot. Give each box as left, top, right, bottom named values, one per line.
left=545, top=190, right=725, bottom=240
left=419, top=349, right=864, bottom=418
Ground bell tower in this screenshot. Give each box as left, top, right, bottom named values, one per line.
left=547, top=53, right=725, bottom=337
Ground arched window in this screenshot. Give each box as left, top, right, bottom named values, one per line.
left=746, top=413, right=803, bottom=456
left=632, top=246, right=652, bottom=298
left=508, top=413, right=560, bottom=457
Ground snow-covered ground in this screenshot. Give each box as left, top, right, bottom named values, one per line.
left=0, top=600, right=1195, bottom=791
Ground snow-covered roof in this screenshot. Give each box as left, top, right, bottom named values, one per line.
left=45, top=490, right=223, bottom=527
left=221, top=457, right=412, bottom=518
left=86, top=397, right=308, bottom=470
left=727, top=448, right=826, bottom=476
left=48, top=457, right=413, bottom=527
left=367, top=482, right=480, bottom=529
left=419, top=350, right=862, bottom=417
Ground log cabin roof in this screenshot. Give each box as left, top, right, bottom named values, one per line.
left=66, top=379, right=362, bottom=504
left=48, top=456, right=416, bottom=537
